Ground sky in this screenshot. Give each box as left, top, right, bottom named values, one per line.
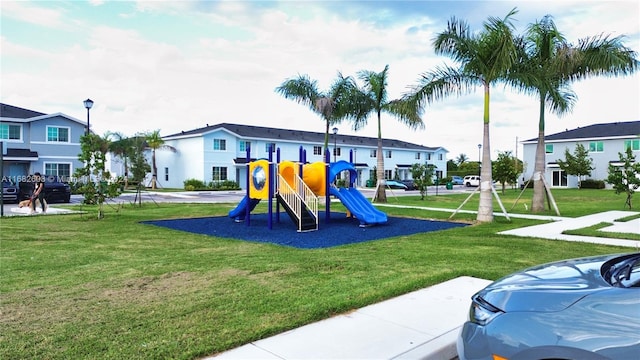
left=2, top=0, right=639, bottom=161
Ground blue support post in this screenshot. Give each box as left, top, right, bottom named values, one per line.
left=245, top=145, right=251, bottom=227
left=325, top=147, right=331, bottom=223
left=267, top=144, right=274, bottom=230
left=276, top=148, right=281, bottom=223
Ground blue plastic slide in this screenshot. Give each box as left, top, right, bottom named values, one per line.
left=330, top=187, right=387, bottom=226
left=228, top=195, right=261, bottom=221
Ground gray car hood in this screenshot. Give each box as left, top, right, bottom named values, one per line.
left=477, top=254, right=618, bottom=312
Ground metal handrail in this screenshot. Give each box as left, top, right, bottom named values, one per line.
left=277, top=174, right=318, bottom=231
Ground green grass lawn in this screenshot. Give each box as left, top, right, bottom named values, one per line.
left=1, top=188, right=637, bottom=359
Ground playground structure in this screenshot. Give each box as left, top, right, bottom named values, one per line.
left=228, top=145, right=387, bottom=232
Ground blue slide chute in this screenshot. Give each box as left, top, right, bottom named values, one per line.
left=228, top=195, right=261, bottom=221
left=329, top=187, right=387, bottom=226
left=329, top=161, right=387, bottom=226
left=329, top=160, right=356, bottom=183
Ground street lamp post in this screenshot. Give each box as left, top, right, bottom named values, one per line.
left=83, top=98, right=94, bottom=135
left=477, top=143, right=482, bottom=177
left=332, top=127, right=338, bottom=163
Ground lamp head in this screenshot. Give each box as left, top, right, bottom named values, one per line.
left=84, top=98, right=94, bottom=110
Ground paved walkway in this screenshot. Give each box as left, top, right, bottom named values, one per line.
left=499, top=210, right=640, bottom=248
left=208, top=277, right=491, bottom=360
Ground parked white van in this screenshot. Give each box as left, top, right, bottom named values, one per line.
left=463, top=175, right=480, bottom=187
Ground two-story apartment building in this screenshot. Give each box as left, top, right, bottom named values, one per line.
left=521, top=120, right=640, bottom=188
left=0, top=103, right=86, bottom=181
left=155, top=123, right=448, bottom=190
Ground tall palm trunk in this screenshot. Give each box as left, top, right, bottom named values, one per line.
left=374, top=110, right=387, bottom=203
left=532, top=95, right=547, bottom=212
left=151, top=149, right=157, bottom=189
left=477, top=84, right=493, bottom=222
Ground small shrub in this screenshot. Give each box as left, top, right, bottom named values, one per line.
left=580, top=179, right=605, bottom=189
left=210, top=180, right=240, bottom=190
left=183, top=178, right=207, bottom=190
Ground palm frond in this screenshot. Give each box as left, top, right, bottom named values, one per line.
left=275, top=74, right=321, bottom=112
left=404, top=65, right=480, bottom=109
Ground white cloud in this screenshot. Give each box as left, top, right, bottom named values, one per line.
left=1, top=0, right=638, bottom=161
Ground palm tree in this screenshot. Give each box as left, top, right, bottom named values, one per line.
left=275, top=72, right=359, bottom=150
left=404, top=9, right=519, bottom=222
left=510, top=15, right=638, bottom=212
left=350, top=64, right=424, bottom=203
left=107, top=132, right=132, bottom=188
left=145, top=130, right=175, bottom=189
left=456, top=153, right=469, bottom=166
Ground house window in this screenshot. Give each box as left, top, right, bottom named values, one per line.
left=415, top=152, right=420, bottom=160
left=47, top=126, right=69, bottom=142
left=427, top=153, right=432, bottom=161
left=333, top=147, right=341, bottom=157
left=45, top=163, right=71, bottom=178
left=265, top=143, right=276, bottom=153
left=212, top=167, right=228, bottom=181
left=552, top=169, right=567, bottom=187
left=545, top=144, right=553, bottom=154
left=384, top=170, right=393, bottom=179
left=370, top=149, right=376, bottom=158
left=438, top=153, right=443, bottom=160
left=239, top=141, right=251, bottom=152
left=385, top=150, right=392, bottom=158
left=624, top=139, right=640, bottom=151
left=313, top=146, right=322, bottom=155
left=213, top=139, right=226, bottom=151
left=0, top=124, right=21, bottom=140
left=589, top=141, right=604, bottom=152
left=164, top=167, right=169, bottom=181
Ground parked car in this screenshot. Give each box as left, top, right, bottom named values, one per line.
left=463, top=175, right=480, bottom=187
left=400, top=180, right=415, bottom=190
left=2, top=178, right=19, bottom=203
left=19, top=175, right=71, bottom=203
left=451, top=176, right=464, bottom=185
left=385, top=180, right=408, bottom=190
left=457, top=252, right=640, bottom=360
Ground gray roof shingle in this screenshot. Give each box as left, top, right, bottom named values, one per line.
left=164, top=122, right=441, bottom=151
left=0, top=103, right=46, bottom=119
left=525, top=121, right=640, bottom=142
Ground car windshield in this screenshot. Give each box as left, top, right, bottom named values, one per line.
left=602, top=253, right=640, bottom=288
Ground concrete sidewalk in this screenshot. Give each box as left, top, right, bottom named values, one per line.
left=208, top=277, right=491, bottom=360
left=499, top=210, right=640, bottom=248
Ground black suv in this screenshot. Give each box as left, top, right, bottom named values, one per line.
left=19, top=175, right=71, bottom=203
left=2, top=178, right=19, bottom=203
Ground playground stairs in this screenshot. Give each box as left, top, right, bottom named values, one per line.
left=276, top=194, right=317, bottom=232
left=276, top=174, right=319, bottom=232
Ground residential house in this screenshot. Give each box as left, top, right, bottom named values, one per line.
left=521, top=120, right=640, bottom=188
left=155, top=123, right=448, bottom=190
left=0, top=103, right=86, bottom=182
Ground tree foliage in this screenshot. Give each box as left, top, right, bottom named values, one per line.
left=606, top=147, right=640, bottom=209
left=492, top=151, right=522, bottom=194
left=510, top=14, right=638, bottom=212
left=556, top=143, right=594, bottom=188
left=350, top=65, right=424, bottom=203
left=455, top=153, right=468, bottom=166
left=75, top=133, right=121, bottom=218
left=275, top=72, right=360, bottom=150
left=404, top=8, right=519, bottom=222
left=145, top=130, right=175, bottom=189
left=410, top=162, right=434, bottom=200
